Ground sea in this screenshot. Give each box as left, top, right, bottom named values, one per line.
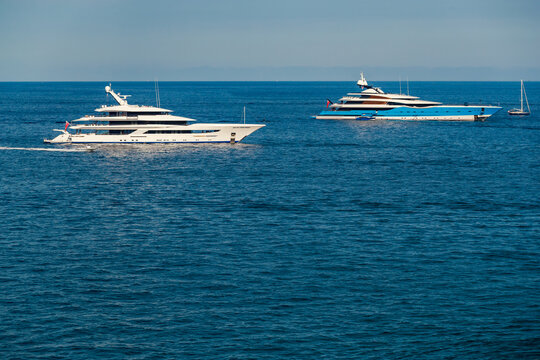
left=0, top=81, right=538, bottom=359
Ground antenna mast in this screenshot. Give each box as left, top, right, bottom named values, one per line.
left=407, top=76, right=409, bottom=96
left=399, top=75, right=402, bottom=94
left=105, top=84, right=129, bottom=105
left=154, top=79, right=161, bottom=108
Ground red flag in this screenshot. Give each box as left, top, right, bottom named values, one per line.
left=65, top=121, right=70, bottom=130
left=326, top=99, right=331, bottom=108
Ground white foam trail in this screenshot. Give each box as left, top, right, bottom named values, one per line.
left=0, top=146, right=91, bottom=152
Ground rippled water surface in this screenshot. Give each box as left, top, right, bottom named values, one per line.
left=0, top=82, right=539, bottom=359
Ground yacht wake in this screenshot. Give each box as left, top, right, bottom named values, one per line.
left=0, top=146, right=92, bottom=152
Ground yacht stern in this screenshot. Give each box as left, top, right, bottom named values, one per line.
left=44, top=130, right=72, bottom=144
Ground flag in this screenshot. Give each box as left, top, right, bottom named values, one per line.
left=326, top=99, right=332, bottom=108
left=65, top=121, right=70, bottom=130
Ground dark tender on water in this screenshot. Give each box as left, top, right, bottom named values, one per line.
left=0, top=81, right=539, bottom=359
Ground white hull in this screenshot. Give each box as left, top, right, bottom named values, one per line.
left=46, top=124, right=264, bottom=144
left=508, top=111, right=530, bottom=116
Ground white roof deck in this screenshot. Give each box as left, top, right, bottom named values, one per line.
left=334, top=98, right=441, bottom=107
left=345, top=93, right=420, bottom=100
left=72, top=114, right=196, bottom=122
left=95, top=104, right=173, bottom=113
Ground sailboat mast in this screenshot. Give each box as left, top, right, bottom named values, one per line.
left=523, top=81, right=530, bottom=112
left=521, top=80, right=524, bottom=112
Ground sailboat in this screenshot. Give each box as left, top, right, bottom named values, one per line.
left=508, top=80, right=530, bottom=116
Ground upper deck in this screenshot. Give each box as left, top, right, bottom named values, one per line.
left=71, top=85, right=197, bottom=122
left=95, top=104, right=173, bottom=114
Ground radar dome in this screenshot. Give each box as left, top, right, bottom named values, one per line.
left=105, top=85, right=111, bottom=92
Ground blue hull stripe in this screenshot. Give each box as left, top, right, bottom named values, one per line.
left=319, top=106, right=501, bottom=117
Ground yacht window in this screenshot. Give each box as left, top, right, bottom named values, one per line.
left=108, top=130, right=135, bottom=135
left=145, top=130, right=218, bottom=134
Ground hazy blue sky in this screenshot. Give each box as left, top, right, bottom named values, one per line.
left=1, top=0, right=539, bottom=80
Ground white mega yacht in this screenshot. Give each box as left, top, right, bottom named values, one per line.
left=45, top=85, right=265, bottom=144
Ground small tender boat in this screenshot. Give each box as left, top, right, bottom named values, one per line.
left=508, top=80, right=530, bottom=116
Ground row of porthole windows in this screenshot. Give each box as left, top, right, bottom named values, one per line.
left=87, top=130, right=219, bottom=135
left=145, top=130, right=219, bottom=134
left=398, top=110, right=474, bottom=114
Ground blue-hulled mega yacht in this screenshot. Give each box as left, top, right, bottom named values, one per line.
left=316, top=73, right=501, bottom=121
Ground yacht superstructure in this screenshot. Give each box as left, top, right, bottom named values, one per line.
left=316, top=73, right=501, bottom=121
left=45, top=85, right=264, bottom=144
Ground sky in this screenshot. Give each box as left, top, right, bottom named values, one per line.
left=0, top=0, right=539, bottom=81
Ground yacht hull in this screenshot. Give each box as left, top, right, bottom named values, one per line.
left=316, top=105, right=501, bottom=121
left=315, top=115, right=490, bottom=121
left=45, top=125, right=264, bottom=144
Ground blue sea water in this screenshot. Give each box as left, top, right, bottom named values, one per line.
left=0, top=81, right=539, bottom=359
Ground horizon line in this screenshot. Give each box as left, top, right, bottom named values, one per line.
left=1, top=80, right=538, bottom=83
